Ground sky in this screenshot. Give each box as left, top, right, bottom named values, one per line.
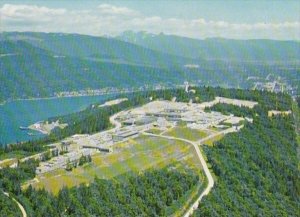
left=0, top=0, right=299, bottom=40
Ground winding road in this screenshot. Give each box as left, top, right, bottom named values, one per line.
left=143, top=126, right=242, bottom=217
left=109, top=111, right=123, bottom=129
left=3, top=191, right=27, bottom=217
left=112, top=112, right=241, bottom=216
left=1, top=108, right=126, bottom=217
left=143, top=132, right=214, bottom=217
left=9, top=100, right=243, bottom=217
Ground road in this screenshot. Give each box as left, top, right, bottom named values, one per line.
left=20, top=110, right=124, bottom=164
left=2, top=110, right=124, bottom=216
left=3, top=191, right=27, bottom=217
left=195, top=125, right=243, bottom=146
left=182, top=141, right=214, bottom=217
left=109, top=111, right=123, bottom=129
left=18, top=109, right=241, bottom=217
left=143, top=132, right=214, bottom=217
left=143, top=126, right=243, bottom=217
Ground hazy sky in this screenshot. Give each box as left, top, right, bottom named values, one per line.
left=0, top=0, right=299, bottom=40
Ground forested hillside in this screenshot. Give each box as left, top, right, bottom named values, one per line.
left=0, top=87, right=298, bottom=217
left=117, top=31, right=300, bottom=62
left=1, top=32, right=192, bottom=67
left=1, top=32, right=299, bottom=103
left=0, top=192, right=22, bottom=217
left=0, top=40, right=188, bottom=103
left=18, top=169, right=198, bottom=217
left=1, top=87, right=292, bottom=157
left=194, top=102, right=299, bottom=216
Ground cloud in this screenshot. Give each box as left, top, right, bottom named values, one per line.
left=0, top=4, right=65, bottom=22
left=189, top=18, right=300, bottom=31
left=97, top=4, right=139, bottom=16
left=0, top=3, right=299, bottom=40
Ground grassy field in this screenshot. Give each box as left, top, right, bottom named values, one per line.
left=145, top=128, right=164, bottom=135
left=29, top=135, right=202, bottom=194
left=0, top=151, right=32, bottom=161
left=163, top=127, right=208, bottom=141
left=203, top=134, right=224, bottom=146
left=0, top=158, right=18, bottom=168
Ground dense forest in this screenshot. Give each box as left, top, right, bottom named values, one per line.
left=0, top=192, right=22, bottom=217
left=0, top=87, right=299, bottom=216
left=194, top=103, right=299, bottom=216
left=0, top=159, right=39, bottom=194
left=205, top=103, right=256, bottom=117
left=296, top=96, right=300, bottom=107
left=13, top=169, right=198, bottom=217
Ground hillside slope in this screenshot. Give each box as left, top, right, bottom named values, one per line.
left=194, top=98, right=299, bottom=216
left=1, top=32, right=195, bottom=68
left=0, top=40, right=189, bottom=103
left=1, top=32, right=299, bottom=103
left=116, top=31, right=300, bottom=62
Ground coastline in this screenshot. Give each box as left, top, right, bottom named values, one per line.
left=27, top=121, right=49, bottom=135
left=25, top=98, right=129, bottom=135
left=28, top=120, right=68, bottom=135
left=0, top=85, right=176, bottom=106
left=0, top=91, right=126, bottom=106
left=0, top=86, right=173, bottom=146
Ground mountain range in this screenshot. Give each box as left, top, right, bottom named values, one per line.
left=116, top=31, right=300, bottom=62
left=0, top=31, right=299, bottom=103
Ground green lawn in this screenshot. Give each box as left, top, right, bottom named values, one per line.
left=0, top=151, right=32, bottom=161
left=0, top=158, right=18, bottom=168
left=163, top=127, right=208, bottom=141
left=145, top=128, right=163, bottom=135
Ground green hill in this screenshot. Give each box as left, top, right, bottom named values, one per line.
left=1, top=32, right=194, bottom=68
left=0, top=40, right=189, bottom=103
left=1, top=32, right=299, bottom=103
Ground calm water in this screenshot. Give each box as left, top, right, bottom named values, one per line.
left=0, top=94, right=116, bottom=146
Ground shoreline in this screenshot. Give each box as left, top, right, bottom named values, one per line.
left=27, top=121, right=49, bottom=135
left=0, top=86, right=176, bottom=106
left=27, top=120, right=68, bottom=135
left=25, top=97, right=129, bottom=135
left=0, top=91, right=130, bottom=106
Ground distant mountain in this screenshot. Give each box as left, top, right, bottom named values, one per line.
left=0, top=39, right=192, bottom=103
left=1, top=32, right=196, bottom=68
left=0, top=32, right=299, bottom=103
left=0, top=40, right=53, bottom=57
left=0, top=32, right=200, bottom=103
left=116, top=31, right=300, bottom=62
